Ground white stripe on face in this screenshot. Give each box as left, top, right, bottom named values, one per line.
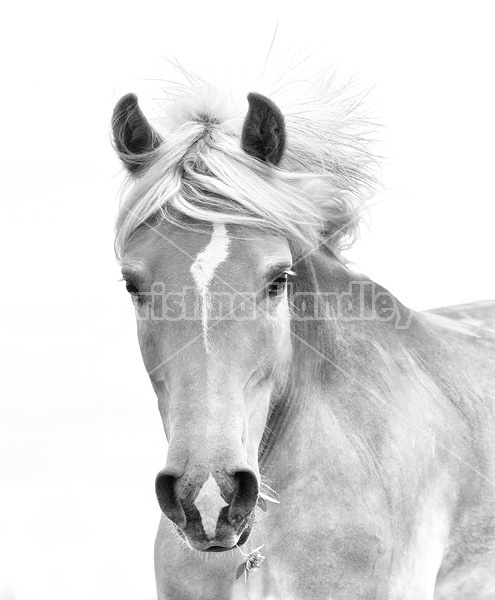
left=190, top=223, right=230, bottom=352
left=194, top=473, right=229, bottom=539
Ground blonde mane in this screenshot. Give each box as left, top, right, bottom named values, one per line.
left=115, top=67, right=378, bottom=259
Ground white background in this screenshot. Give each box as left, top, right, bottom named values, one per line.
left=1, top=1, right=494, bottom=599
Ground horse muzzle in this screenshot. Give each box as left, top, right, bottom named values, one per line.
left=176, top=511, right=255, bottom=552
left=155, top=467, right=259, bottom=551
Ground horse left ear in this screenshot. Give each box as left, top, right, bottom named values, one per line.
left=112, top=93, right=162, bottom=175
left=241, top=92, right=286, bottom=165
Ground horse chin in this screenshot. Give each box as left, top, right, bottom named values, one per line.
left=202, top=522, right=253, bottom=553
left=176, top=515, right=254, bottom=553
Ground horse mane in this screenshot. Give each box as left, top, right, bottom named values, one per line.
left=115, top=66, right=379, bottom=259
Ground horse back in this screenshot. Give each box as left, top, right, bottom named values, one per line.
left=424, top=299, right=495, bottom=339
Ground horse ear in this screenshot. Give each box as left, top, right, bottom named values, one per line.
left=112, top=93, right=162, bottom=175
left=241, top=92, right=286, bottom=165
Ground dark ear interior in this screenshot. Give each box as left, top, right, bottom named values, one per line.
left=111, top=93, right=162, bottom=174
left=241, top=92, right=286, bottom=165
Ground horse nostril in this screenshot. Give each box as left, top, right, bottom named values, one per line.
left=155, top=470, right=186, bottom=527
left=229, top=468, right=259, bottom=523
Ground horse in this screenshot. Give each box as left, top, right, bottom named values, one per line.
left=111, top=70, right=495, bottom=599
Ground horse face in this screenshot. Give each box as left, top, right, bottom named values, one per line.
left=121, top=221, right=292, bottom=551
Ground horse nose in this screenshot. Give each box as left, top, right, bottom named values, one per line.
left=155, top=467, right=259, bottom=527
left=155, top=469, right=186, bottom=527
left=229, top=468, right=259, bottom=522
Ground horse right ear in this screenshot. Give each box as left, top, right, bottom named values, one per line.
left=111, top=93, right=162, bottom=175
left=241, top=92, right=286, bottom=165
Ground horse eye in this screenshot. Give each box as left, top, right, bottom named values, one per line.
left=125, top=280, right=139, bottom=295
left=268, top=273, right=288, bottom=297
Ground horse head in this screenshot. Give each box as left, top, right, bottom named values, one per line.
left=112, top=91, right=292, bottom=552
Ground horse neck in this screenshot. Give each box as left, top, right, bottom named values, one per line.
left=259, top=249, right=492, bottom=526
left=259, top=246, right=412, bottom=468
left=288, top=246, right=408, bottom=384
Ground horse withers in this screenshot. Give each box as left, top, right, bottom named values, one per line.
left=111, top=74, right=495, bottom=599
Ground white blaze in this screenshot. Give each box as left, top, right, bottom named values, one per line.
left=194, top=473, right=229, bottom=539
left=190, top=223, right=230, bottom=351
